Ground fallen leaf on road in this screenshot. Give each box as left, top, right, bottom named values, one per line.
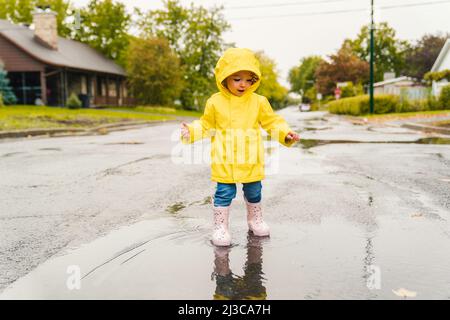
left=411, top=212, right=423, bottom=218
left=392, top=288, right=417, bottom=298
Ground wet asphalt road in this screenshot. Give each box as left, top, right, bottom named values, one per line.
left=1, top=107, right=450, bottom=299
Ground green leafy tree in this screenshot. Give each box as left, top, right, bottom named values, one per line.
left=125, top=37, right=184, bottom=106
left=75, top=0, right=131, bottom=66
left=346, top=22, right=410, bottom=81
left=0, top=0, right=72, bottom=37
left=0, top=0, right=35, bottom=23
left=315, top=43, right=369, bottom=96
left=137, top=0, right=230, bottom=110
left=255, top=51, right=288, bottom=109
left=288, top=56, right=323, bottom=95
left=402, top=33, right=450, bottom=80
left=0, top=66, right=17, bottom=105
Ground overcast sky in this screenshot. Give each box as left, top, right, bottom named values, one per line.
left=72, top=0, right=450, bottom=86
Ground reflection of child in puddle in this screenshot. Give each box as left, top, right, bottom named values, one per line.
left=212, top=232, right=267, bottom=300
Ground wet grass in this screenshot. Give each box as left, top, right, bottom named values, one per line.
left=363, top=110, right=450, bottom=122
left=429, top=119, right=450, bottom=128
left=0, top=105, right=171, bottom=130
left=106, top=106, right=203, bottom=118
left=298, top=137, right=450, bottom=149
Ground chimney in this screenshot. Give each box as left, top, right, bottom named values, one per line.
left=32, top=7, right=58, bottom=50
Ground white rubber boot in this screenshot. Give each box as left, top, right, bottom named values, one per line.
left=244, top=198, right=270, bottom=237
left=212, top=206, right=231, bottom=246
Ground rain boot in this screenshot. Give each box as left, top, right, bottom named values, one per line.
left=212, top=206, right=231, bottom=246
left=244, top=197, right=270, bottom=237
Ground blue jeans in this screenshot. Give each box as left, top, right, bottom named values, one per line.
left=214, top=181, right=262, bottom=207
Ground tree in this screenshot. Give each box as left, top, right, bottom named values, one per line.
left=0, top=0, right=72, bottom=37
left=315, top=43, right=369, bottom=96
left=288, top=56, right=323, bottom=95
left=125, top=37, right=184, bottom=106
left=0, top=66, right=18, bottom=105
left=402, top=33, right=450, bottom=80
left=74, top=0, right=132, bottom=67
left=255, top=51, right=288, bottom=109
left=137, top=0, right=230, bottom=110
left=346, top=22, right=410, bottom=81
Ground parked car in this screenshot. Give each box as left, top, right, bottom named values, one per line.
left=299, top=103, right=311, bottom=112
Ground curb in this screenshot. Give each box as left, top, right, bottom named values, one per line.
left=0, top=120, right=178, bottom=139
left=401, top=122, right=450, bottom=135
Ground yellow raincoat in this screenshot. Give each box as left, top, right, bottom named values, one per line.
left=182, top=48, right=296, bottom=183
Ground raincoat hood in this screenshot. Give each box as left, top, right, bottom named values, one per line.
left=214, top=48, right=262, bottom=98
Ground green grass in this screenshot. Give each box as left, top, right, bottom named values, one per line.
left=0, top=105, right=173, bottom=130
left=430, top=119, right=450, bottom=128
left=107, top=106, right=203, bottom=118
left=363, top=110, right=450, bottom=120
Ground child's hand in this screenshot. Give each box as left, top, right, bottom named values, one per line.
left=181, top=122, right=190, bottom=140
left=285, top=131, right=300, bottom=142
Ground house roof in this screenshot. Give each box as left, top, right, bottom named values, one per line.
left=431, top=38, right=450, bottom=72
left=374, top=76, right=415, bottom=87
left=0, top=19, right=126, bottom=76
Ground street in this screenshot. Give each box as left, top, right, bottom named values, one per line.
left=1, top=107, right=450, bottom=299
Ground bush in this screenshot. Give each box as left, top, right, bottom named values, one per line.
left=67, top=92, right=82, bottom=109
left=439, top=84, right=450, bottom=109
left=328, top=94, right=402, bottom=115
left=0, top=92, right=3, bottom=107
left=340, top=82, right=364, bottom=98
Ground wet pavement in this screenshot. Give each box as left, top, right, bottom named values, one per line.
left=1, top=108, right=450, bottom=299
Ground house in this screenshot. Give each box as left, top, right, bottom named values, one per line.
left=430, top=38, right=450, bottom=97
left=374, top=73, right=428, bottom=101
left=0, top=8, right=135, bottom=107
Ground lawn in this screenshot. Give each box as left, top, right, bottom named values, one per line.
left=362, top=110, right=450, bottom=122
left=430, top=119, right=450, bottom=128
left=106, top=106, right=203, bottom=118
left=0, top=105, right=174, bottom=130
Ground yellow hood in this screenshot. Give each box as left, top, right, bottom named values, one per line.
left=214, top=48, right=262, bottom=98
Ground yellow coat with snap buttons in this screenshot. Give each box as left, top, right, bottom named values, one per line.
left=182, top=48, right=296, bottom=183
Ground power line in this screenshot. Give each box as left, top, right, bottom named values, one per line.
left=228, top=0, right=450, bottom=21
left=225, top=0, right=350, bottom=10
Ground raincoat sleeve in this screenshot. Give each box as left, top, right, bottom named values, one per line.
left=258, top=96, right=296, bottom=147
left=181, top=100, right=215, bottom=144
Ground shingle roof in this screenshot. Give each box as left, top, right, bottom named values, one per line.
left=0, top=19, right=126, bottom=76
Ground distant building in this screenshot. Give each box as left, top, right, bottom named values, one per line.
left=374, top=74, right=428, bottom=101
left=0, top=9, right=135, bottom=107
left=430, top=38, right=450, bottom=97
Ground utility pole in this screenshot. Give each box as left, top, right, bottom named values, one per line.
left=369, top=0, right=375, bottom=114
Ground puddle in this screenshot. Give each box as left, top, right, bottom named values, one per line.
left=298, top=137, right=450, bottom=149
left=104, top=141, right=144, bottom=145
left=303, top=127, right=332, bottom=131
left=2, top=214, right=450, bottom=299
left=166, top=202, right=186, bottom=214
left=38, top=148, right=62, bottom=151
left=415, top=137, right=450, bottom=145
left=189, top=197, right=212, bottom=206
left=1, top=152, right=26, bottom=157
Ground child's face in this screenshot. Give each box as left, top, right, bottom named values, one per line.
left=225, top=71, right=254, bottom=97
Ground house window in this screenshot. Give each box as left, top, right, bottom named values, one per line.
left=8, top=72, right=41, bottom=105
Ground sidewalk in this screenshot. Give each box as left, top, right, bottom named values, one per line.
left=344, top=112, right=450, bottom=135
left=0, top=120, right=178, bottom=139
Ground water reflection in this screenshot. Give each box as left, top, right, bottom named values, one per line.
left=211, top=232, right=267, bottom=300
